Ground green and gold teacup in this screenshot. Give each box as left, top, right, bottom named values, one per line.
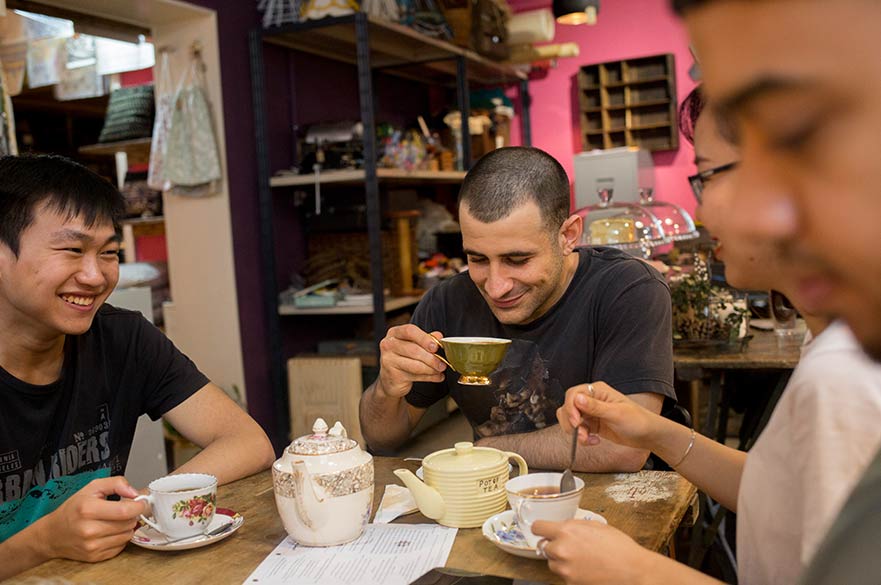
left=434, top=336, right=512, bottom=386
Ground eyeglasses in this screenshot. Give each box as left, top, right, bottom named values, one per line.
left=688, top=161, right=738, bottom=204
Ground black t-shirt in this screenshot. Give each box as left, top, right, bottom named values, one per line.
left=0, top=304, right=209, bottom=541
left=406, top=247, right=675, bottom=438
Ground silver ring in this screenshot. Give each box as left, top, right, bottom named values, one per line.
left=537, top=538, right=549, bottom=558
left=588, top=383, right=595, bottom=397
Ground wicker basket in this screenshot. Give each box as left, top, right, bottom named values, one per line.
left=305, top=225, right=417, bottom=295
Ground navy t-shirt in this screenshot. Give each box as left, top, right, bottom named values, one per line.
left=406, top=247, right=675, bottom=438
left=0, top=304, right=209, bottom=540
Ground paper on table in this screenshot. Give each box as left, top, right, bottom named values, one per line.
left=374, top=484, right=419, bottom=524
left=243, top=524, right=457, bottom=585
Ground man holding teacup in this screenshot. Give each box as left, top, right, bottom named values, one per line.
left=360, top=146, right=676, bottom=472
left=0, top=155, right=275, bottom=579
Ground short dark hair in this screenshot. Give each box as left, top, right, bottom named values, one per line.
left=458, top=147, right=570, bottom=232
left=0, top=154, right=125, bottom=256
left=670, top=0, right=713, bottom=15
left=678, top=85, right=706, bottom=145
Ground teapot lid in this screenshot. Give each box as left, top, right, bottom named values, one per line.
left=288, top=418, right=357, bottom=456
left=423, top=442, right=506, bottom=472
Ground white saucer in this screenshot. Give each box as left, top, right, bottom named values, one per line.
left=481, top=508, right=607, bottom=559
left=131, top=509, right=244, bottom=551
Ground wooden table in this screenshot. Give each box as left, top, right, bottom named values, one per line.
left=14, top=458, right=697, bottom=584
left=674, top=328, right=802, bottom=445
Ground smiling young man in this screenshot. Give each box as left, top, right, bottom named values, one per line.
left=359, top=146, right=675, bottom=472
left=0, top=155, right=275, bottom=579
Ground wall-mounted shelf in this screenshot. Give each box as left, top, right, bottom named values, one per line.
left=270, top=168, right=467, bottom=187
left=278, top=294, right=422, bottom=316
left=577, top=54, right=678, bottom=152
left=262, top=15, right=526, bottom=87
left=79, top=137, right=152, bottom=166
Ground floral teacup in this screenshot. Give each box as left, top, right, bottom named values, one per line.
left=134, top=473, right=217, bottom=538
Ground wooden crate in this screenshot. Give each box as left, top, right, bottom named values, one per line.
left=287, top=356, right=365, bottom=446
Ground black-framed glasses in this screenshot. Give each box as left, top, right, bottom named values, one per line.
left=688, top=161, right=738, bottom=204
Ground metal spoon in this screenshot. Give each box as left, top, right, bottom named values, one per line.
left=154, top=521, right=234, bottom=546
left=560, top=430, right=578, bottom=493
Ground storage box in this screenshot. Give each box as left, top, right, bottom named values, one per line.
left=288, top=356, right=365, bottom=445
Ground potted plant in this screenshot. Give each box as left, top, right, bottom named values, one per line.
left=670, top=254, right=749, bottom=350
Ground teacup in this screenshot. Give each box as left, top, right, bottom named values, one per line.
left=134, top=473, right=217, bottom=538
left=505, top=472, right=584, bottom=548
left=437, top=337, right=511, bottom=386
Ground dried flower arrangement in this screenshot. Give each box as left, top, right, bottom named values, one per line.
left=671, top=254, right=748, bottom=346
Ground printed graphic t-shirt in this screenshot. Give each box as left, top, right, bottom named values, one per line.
left=406, top=247, right=676, bottom=438
left=0, top=304, right=209, bottom=541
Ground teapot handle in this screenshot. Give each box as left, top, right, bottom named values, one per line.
left=505, top=452, right=528, bottom=477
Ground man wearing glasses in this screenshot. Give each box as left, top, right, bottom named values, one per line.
left=688, top=161, right=736, bottom=206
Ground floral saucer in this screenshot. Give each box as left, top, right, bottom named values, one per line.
left=131, top=508, right=244, bottom=551
left=481, top=508, right=607, bottom=559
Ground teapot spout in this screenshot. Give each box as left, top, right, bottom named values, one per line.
left=393, top=469, right=445, bottom=520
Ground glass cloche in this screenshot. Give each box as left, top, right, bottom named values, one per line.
left=574, top=188, right=667, bottom=257
left=638, top=188, right=699, bottom=242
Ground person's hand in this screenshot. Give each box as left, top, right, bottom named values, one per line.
left=376, top=324, right=447, bottom=399
left=532, top=519, right=657, bottom=585
left=34, top=476, right=147, bottom=563
left=558, top=381, right=659, bottom=449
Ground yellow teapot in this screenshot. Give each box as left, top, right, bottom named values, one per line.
left=394, top=442, right=527, bottom=528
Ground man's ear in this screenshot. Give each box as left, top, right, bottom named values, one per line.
left=0, top=241, right=16, bottom=276
left=559, top=214, right=583, bottom=254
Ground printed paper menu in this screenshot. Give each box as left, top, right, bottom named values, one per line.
left=244, top=524, right=458, bottom=585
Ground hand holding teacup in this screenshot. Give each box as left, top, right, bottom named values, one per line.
left=33, top=476, right=146, bottom=563
left=505, top=472, right=584, bottom=551
left=377, top=324, right=448, bottom=398
left=531, top=519, right=654, bottom=585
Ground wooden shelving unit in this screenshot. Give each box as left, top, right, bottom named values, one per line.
left=278, top=294, right=422, bottom=315
left=270, top=168, right=467, bottom=187
left=577, top=54, right=678, bottom=152
left=251, top=12, right=533, bottom=444
left=262, top=15, right=526, bottom=86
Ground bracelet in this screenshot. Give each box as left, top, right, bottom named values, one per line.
left=671, top=427, right=696, bottom=468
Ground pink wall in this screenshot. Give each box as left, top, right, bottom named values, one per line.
left=507, top=0, right=697, bottom=214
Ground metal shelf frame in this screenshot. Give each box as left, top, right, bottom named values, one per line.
left=249, top=13, right=531, bottom=445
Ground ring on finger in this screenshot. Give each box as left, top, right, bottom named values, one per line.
left=537, top=538, right=550, bottom=558
left=588, top=383, right=595, bottom=397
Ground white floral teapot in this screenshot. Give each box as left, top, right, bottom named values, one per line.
left=272, top=418, right=374, bottom=546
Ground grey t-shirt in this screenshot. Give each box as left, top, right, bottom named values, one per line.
left=406, top=246, right=676, bottom=438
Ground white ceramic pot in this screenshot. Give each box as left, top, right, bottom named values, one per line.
left=394, top=442, right=528, bottom=528
left=272, top=418, right=374, bottom=546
